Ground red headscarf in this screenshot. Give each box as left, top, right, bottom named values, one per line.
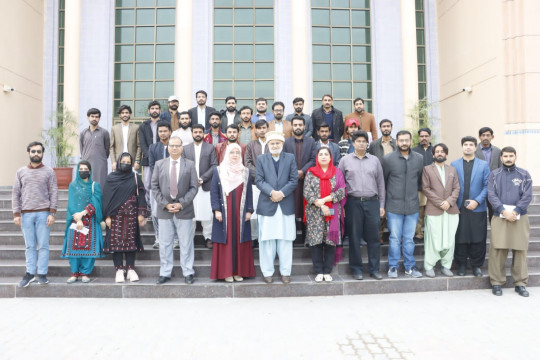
left=304, top=150, right=336, bottom=222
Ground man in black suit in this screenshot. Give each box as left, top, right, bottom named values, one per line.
left=311, top=94, right=344, bottom=142
left=220, top=96, right=241, bottom=133
left=187, top=90, right=216, bottom=130
left=182, top=124, right=218, bottom=249
left=283, top=116, right=317, bottom=244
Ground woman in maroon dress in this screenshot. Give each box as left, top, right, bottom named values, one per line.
left=210, top=144, right=255, bottom=282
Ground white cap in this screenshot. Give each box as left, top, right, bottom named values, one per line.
left=265, top=131, right=285, bottom=143
left=168, top=95, right=179, bottom=102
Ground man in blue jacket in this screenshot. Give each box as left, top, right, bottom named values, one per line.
left=451, top=136, right=490, bottom=277
left=487, top=147, right=532, bottom=297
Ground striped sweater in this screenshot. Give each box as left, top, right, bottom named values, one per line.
left=12, top=164, right=58, bottom=217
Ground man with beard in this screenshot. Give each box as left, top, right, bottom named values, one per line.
left=182, top=124, right=218, bottom=249
left=338, top=118, right=359, bottom=157
left=315, top=123, right=340, bottom=166
left=237, top=106, right=257, bottom=145
left=204, top=111, right=227, bottom=146
left=381, top=130, right=424, bottom=278
left=188, top=90, right=215, bottom=130
left=215, top=124, right=246, bottom=164
left=475, top=126, right=502, bottom=222
left=421, top=143, right=460, bottom=278
left=79, top=108, right=110, bottom=186
left=13, top=141, right=58, bottom=287
left=220, top=96, right=241, bottom=132
left=285, top=97, right=313, bottom=137
left=255, top=131, right=298, bottom=283
left=283, top=116, right=317, bottom=245
left=250, top=97, right=274, bottom=124
left=268, top=101, right=292, bottom=138
left=451, top=136, right=490, bottom=277
left=159, top=95, right=180, bottom=131
left=488, top=147, right=533, bottom=297
left=311, top=94, right=343, bottom=142
left=344, top=97, right=378, bottom=141
left=412, top=128, right=434, bottom=242
left=171, top=111, right=194, bottom=146
left=140, top=100, right=162, bottom=208
left=110, top=105, right=141, bottom=171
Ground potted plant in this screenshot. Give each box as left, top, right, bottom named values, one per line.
left=42, top=106, right=78, bottom=189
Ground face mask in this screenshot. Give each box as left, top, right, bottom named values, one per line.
left=119, top=163, right=132, bottom=172
left=79, top=171, right=90, bottom=179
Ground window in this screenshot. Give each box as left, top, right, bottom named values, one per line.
left=213, top=0, right=274, bottom=109
left=57, top=0, right=65, bottom=108
left=114, top=0, right=176, bottom=120
left=416, top=0, right=427, bottom=101
left=311, top=0, right=372, bottom=114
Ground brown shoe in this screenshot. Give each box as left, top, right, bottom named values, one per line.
left=263, top=276, right=273, bottom=284
left=206, top=239, right=213, bottom=249
left=281, top=276, right=291, bottom=284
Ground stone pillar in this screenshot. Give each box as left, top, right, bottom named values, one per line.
left=290, top=0, right=311, bottom=112
left=400, top=0, right=419, bottom=129
left=191, top=0, right=213, bottom=107
left=176, top=0, right=193, bottom=108
left=63, top=0, right=81, bottom=133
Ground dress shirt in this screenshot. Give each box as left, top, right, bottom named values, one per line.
left=481, top=146, right=492, bottom=168
left=338, top=152, right=385, bottom=208
left=259, top=139, right=267, bottom=154
left=274, top=120, right=284, bottom=133
left=226, top=112, right=235, bottom=126
left=121, top=123, right=129, bottom=153
left=171, top=128, right=194, bottom=146
left=197, top=107, right=206, bottom=126
left=381, top=139, right=394, bottom=156
left=194, top=142, right=202, bottom=178
left=150, top=121, right=158, bottom=144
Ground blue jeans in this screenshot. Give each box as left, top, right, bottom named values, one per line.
left=386, top=212, right=418, bottom=271
left=21, top=211, right=51, bottom=275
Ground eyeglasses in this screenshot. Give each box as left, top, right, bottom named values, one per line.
left=30, top=150, right=43, bottom=154
left=168, top=145, right=182, bottom=148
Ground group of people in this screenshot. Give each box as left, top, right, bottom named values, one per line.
left=12, top=92, right=533, bottom=297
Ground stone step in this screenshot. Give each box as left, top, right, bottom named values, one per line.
left=1, top=251, right=539, bottom=278
left=1, top=268, right=539, bottom=298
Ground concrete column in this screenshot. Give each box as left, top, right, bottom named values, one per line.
left=400, top=0, right=419, bottom=129
left=176, top=0, right=193, bottom=108
left=290, top=0, right=311, bottom=112
left=63, top=0, right=81, bottom=132
left=424, top=0, right=441, bottom=137
left=274, top=0, right=293, bottom=105
left=191, top=0, right=213, bottom=107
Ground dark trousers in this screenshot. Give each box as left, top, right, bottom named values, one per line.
left=311, top=244, right=336, bottom=274
left=454, top=242, right=486, bottom=268
left=113, top=252, right=136, bottom=270
left=346, top=197, right=381, bottom=275
left=487, top=199, right=494, bottom=223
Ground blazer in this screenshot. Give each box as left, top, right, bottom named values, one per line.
left=215, top=142, right=246, bottom=165
left=315, top=141, right=341, bottom=167
left=139, top=119, right=160, bottom=166
left=182, top=142, right=218, bottom=192
left=151, top=157, right=199, bottom=220
left=311, top=106, right=344, bottom=141
left=422, top=164, right=460, bottom=216
left=110, top=123, right=141, bottom=164
left=255, top=152, right=299, bottom=216
left=244, top=139, right=268, bottom=181
left=220, top=110, right=241, bottom=132
left=450, top=157, right=490, bottom=212
left=283, top=136, right=317, bottom=174
left=268, top=119, right=293, bottom=138
left=148, top=141, right=169, bottom=173
left=475, top=144, right=502, bottom=171
left=188, top=105, right=216, bottom=130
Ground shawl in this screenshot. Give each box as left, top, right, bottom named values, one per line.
left=102, top=153, right=139, bottom=217
left=306, top=153, right=337, bottom=222
left=219, top=143, right=245, bottom=195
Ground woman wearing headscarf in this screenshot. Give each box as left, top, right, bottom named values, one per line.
left=210, top=143, right=255, bottom=282
left=102, top=152, right=147, bottom=283
left=61, top=160, right=104, bottom=283
left=303, top=147, right=347, bottom=282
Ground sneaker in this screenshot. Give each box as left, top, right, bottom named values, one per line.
left=81, top=276, right=91, bottom=283
left=323, top=274, right=333, bottom=282
left=387, top=267, right=398, bottom=278
left=152, top=241, right=159, bottom=249
left=405, top=267, right=423, bottom=278
left=126, top=269, right=139, bottom=282
left=37, top=275, right=49, bottom=285
left=174, top=240, right=180, bottom=249
left=425, top=268, right=435, bottom=278
left=115, top=269, right=125, bottom=283
left=67, top=276, right=78, bottom=284
left=314, top=274, right=324, bottom=282
left=18, top=273, right=36, bottom=288
left=441, top=267, right=453, bottom=277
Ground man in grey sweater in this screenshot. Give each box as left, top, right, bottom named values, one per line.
left=13, top=141, right=58, bottom=287
left=381, top=131, right=424, bottom=278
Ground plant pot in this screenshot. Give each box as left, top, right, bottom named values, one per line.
left=54, top=167, right=73, bottom=189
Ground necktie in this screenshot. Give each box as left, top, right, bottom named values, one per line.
left=170, top=160, right=178, bottom=199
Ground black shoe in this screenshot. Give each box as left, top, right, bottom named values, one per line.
left=457, top=264, right=466, bottom=276
left=353, top=273, right=363, bottom=280
left=472, top=267, right=483, bottom=277
left=515, top=286, right=529, bottom=297
left=37, top=274, right=49, bottom=285
left=18, top=273, right=36, bottom=288
left=185, top=274, right=195, bottom=284
left=205, top=239, right=213, bottom=249
left=492, top=285, right=502, bottom=296
left=253, top=240, right=259, bottom=249
left=370, top=272, right=383, bottom=280
left=156, top=276, right=171, bottom=284
left=413, top=237, right=424, bottom=244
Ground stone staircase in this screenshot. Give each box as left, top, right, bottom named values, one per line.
left=1, top=187, right=539, bottom=298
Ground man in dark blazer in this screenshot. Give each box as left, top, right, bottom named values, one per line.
left=315, top=123, right=341, bottom=166
left=451, top=136, right=490, bottom=277
left=475, top=126, right=502, bottom=221
left=311, top=94, right=344, bottom=141
left=182, top=124, right=218, bottom=249
left=187, top=90, right=215, bottom=130
left=283, top=116, right=316, bottom=244
left=152, top=135, right=199, bottom=285
left=220, top=96, right=241, bottom=133
left=255, top=131, right=298, bottom=284
left=139, top=101, right=161, bottom=208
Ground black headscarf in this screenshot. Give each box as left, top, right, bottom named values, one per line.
left=102, top=153, right=142, bottom=217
